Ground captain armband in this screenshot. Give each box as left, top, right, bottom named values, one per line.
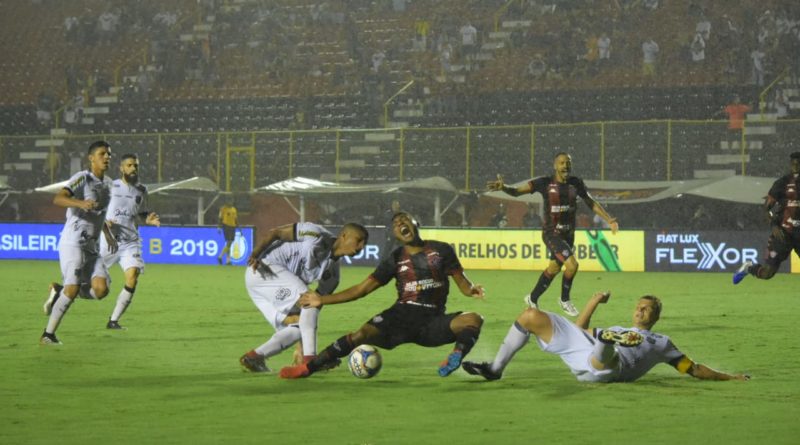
left=671, top=356, right=694, bottom=374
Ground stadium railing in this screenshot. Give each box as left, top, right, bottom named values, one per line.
left=2, top=118, right=798, bottom=191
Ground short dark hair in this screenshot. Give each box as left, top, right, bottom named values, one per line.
left=120, top=153, right=138, bottom=163
left=640, top=295, right=662, bottom=320
left=554, top=151, right=571, bottom=160
left=790, top=152, right=800, bottom=161
left=342, top=222, right=369, bottom=243
left=392, top=211, right=420, bottom=228
left=88, top=140, right=110, bottom=155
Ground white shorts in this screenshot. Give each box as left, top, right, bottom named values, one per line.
left=535, top=312, right=617, bottom=382
left=102, top=239, right=145, bottom=273
left=244, top=264, right=308, bottom=331
left=59, top=240, right=109, bottom=287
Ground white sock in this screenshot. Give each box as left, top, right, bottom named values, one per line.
left=254, top=325, right=301, bottom=358
left=591, top=336, right=617, bottom=366
left=299, top=307, right=320, bottom=356
left=490, top=322, right=530, bottom=374
left=110, top=286, right=134, bottom=322
left=45, top=296, right=74, bottom=334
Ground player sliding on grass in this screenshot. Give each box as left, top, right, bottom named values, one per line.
left=733, top=151, right=800, bottom=284
left=239, top=222, right=368, bottom=373
left=487, top=152, right=618, bottom=317
left=462, top=292, right=750, bottom=383
left=279, top=211, right=485, bottom=379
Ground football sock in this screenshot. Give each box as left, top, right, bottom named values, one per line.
left=454, top=326, right=481, bottom=357
left=45, top=294, right=74, bottom=335
left=591, top=332, right=617, bottom=366
left=529, top=271, right=554, bottom=304
left=490, top=322, right=530, bottom=374
left=255, top=325, right=301, bottom=358
left=299, top=307, right=320, bottom=356
left=308, top=334, right=354, bottom=373
left=110, top=285, right=135, bottom=322
left=561, top=274, right=575, bottom=302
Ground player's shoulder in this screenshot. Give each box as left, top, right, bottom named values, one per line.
left=135, top=183, right=148, bottom=193
left=567, top=175, right=586, bottom=187
left=426, top=239, right=456, bottom=254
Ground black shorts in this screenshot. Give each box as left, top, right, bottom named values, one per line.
left=222, top=225, right=236, bottom=242
left=764, top=230, right=800, bottom=269
left=543, top=231, right=574, bottom=264
left=366, top=303, right=461, bottom=350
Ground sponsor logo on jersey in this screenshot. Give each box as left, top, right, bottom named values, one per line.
left=550, top=205, right=571, bottom=213
left=275, top=287, right=292, bottom=301
left=403, top=278, right=443, bottom=293
left=398, top=265, right=409, bottom=272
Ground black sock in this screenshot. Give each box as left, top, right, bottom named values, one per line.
left=561, top=275, right=574, bottom=302
left=308, top=334, right=354, bottom=373
left=454, top=327, right=480, bottom=357
left=529, top=272, right=554, bottom=304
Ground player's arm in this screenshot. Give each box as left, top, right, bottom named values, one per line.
left=247, top=224, right=295, bottom=269
left=300, top=276, right=382, bottom=308
left=486, top=174, right=533, bottom=196
left=102, top=220, right=118, bottom=254
left=585, top=196, right=618, bottom=234
left=452, top=271, right=485, bottom=299
left=671, top=356, right=750, bottom=381
left=53, top=188, right=96, bottom=210
left=575, top=291, right=610, bottom=330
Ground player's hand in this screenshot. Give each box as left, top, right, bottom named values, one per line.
left=78, top=199, right=97, bottom=211
left=592, top=291, right=611, bottom=303
left=146, top=212, right=161, bottom=227
left=299, top=291, right=323, bottom=308
left=609, top=220, right=619, bottom=235
left=105, top=234, right=119, bottom=254
left=469, top=284, right=485, bottom=299
left=486, top=174, right=504, bottom=191
left=247, top=254, right=260, bottom=271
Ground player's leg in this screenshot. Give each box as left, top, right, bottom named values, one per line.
left=590, top=329, right=644, bottom=371
left=107, top=244, right=146, bottom=329
left=438, top=312, right=484, bottom=377
left=298, top=305, right=320, bottom=361
left=526, top=260, right=561, bottom=308
left=527, top=233, right=569, bottom=308
left=107, top=267, right=140, bottom=329
left=41, top=246, right=86, bottom=344
left=735, top=232, right=788, bottom=283
left=240, top=268, right=303, bottom=372
left=559, top=256, right=580, bottom=316
left=463, top=308, right=553, bottom=380
left=280, top=323, right=383, bottom=378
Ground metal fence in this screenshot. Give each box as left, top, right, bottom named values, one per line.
left=2, top=118, right=798, bottom=192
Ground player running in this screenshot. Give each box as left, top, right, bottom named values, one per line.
left=41, top=141, right=116, bottom=345
left=462, top=291, right=749, bottom=383
left=239, top=221, right=368, bottom=373
left=279, top=211, right=485, bottom=379
left=100, top=153, right=160, bottom=330
left=487, top=152, right=618, bottom=316
left=733, top=151, right=800, bottom=284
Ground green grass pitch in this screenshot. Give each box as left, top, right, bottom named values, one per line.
left=1, top=260, right=798, bottom=444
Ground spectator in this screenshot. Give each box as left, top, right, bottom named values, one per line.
left=642, top=38, right=659, bottom=77
left=750, top=45, right=766, bottom=86
left=690, top=32, right=706, bottom=63
left=490, top=202, right=508, bottom=228
left=522, top=203, right=542, bottom=228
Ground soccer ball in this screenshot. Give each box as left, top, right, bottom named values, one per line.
left=348, top=345, right=382, bottom=379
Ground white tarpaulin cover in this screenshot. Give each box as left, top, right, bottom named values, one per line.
left=255, top=176, right=459, bottom=195
left=485, top=176, right=772, bottom=205
left=35, top=176, right=219, bottom=195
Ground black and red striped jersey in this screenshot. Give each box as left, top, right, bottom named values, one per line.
left=528, top=175, right=592, bottom=236
left=768, top=173, right=800, bottom=234
left=370, top=240, right=463, bottom=313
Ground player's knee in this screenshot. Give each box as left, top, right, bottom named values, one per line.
left=517, top=308, right=541, bottom=330
left=457, top=312, right=484, bottom=330
left=759, top=266, right=777, bottom=280
left=93, top=285, right=110, bottom=299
